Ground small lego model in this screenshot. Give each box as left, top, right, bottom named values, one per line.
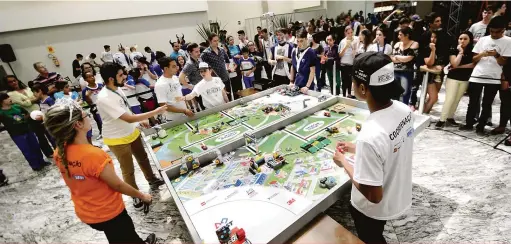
left=356, top=123, right=362, bottom=132
left=179, top=162, right=188, bottom=176
left=319, top=176, right=337, bottom=189
left=191, top=122, right=199, bottom=134
left=331, top=104, right=346, bottom=113
left=212, top=125, right=221, bottom=133
left=283, top=85, right=301, bottom=96
left=324, top=111, right=331, bottom=117
left=326, top=126, right=339, bottom=134
left=262, top=106, right=274, bottom=114
left=254, top=155, right=265, bottom=166
left=318, top=95, right=328, bottom=102
left=201, top=143, right=208, bottom=150
left=213, top=157, right=223, bottom=166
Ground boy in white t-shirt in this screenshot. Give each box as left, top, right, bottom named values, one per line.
left=176, top=62, right=229, bottom=109
left=154, top=57, right=194, bottom=121
left=333, top=52, right=414, bottom=243
left=460, top=16, right=511, bottom=134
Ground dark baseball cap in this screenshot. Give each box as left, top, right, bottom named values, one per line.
left=352, top=52, right=404, bottom=98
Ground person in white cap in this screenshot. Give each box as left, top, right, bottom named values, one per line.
left=175, top=62, right=229, bottom=109
left=333, top=52, right=413, bottom=244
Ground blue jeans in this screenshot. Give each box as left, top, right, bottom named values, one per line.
left=11, top=132, right=46, bottom=170
left=395, top=71, right=413, bottom=105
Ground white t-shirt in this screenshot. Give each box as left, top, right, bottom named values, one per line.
left=79, top=74, right=104, bottom=91
left=367, top=43, right=393, bottom=55
left=130, top=52, right=144, bottom=67
left=339, top=37, right=359, bottom=65
left=96, top=87, right=138, bottom=140
left=101, top=51, right=114, bottom=63
left=155, top=75, right=187, bottom=121
left=469, top=36, right=511, bottom=84
left=351, top=101, right=414, bottom=220
left=469, top=22, right=488, bottom=43
left=191, top=77, right=226, bottom=109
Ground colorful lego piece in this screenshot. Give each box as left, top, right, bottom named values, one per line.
left=324, top=111, right=331, bottom=117
left=213, top=157, right=223, bottom=166
left=201, top=143, right=208, bottom=151
left=326, top=126, right=339, bottom=134
left=356, top=123, right=362, bottom=132
left=179, top=162, right=188, bottom=176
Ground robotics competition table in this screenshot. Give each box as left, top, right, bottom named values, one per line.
left=143, top=87, right=430, bottom=244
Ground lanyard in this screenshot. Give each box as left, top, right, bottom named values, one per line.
left=106, top=87, right=131, bottom=111
left=296, top=47, right=310, bottom=71
left=377, top=43, right=385, bottom=54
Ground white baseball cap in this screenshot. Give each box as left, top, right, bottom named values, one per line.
left=198, top=62, right=210, bottom=70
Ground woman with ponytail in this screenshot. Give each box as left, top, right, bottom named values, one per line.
left=44, top=99, right=156, bottom=244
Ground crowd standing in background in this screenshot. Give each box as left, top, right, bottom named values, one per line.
left=1, top=2, right=511, bottom=242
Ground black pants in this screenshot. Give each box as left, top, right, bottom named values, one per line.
left=466, top=82, right=500, bottom=128
left=273, top=74, right=290, bottom=87
left=254, top=65, right=263, bottom=81
left=340, top=65, right=353, bottom=97
left=499, top=88, right=511, bottom=127
left=349, top=204, right=387, bottom=244
left=89, top=209, right=144, bottom=244
left=29, top=119, right=55, bottom=157
left=261, top=61, right=273, bottom=80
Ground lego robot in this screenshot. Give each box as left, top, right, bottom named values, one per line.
left=212, top=125, right=222, bottom=133
left=326, top=126, right=339, bottom=134
left=215, top=219, right=248, bottom=244
left=324, top=111, right=331, bottom=117
left=319, top=176, right=337, bottom=189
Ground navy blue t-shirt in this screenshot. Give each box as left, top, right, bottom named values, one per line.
left=292, top=48, right=316, bottom=90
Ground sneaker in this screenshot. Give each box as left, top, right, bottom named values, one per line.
left=490, top=127, right=506, bottom=135
left=0, top=171, right=8, bottom=187
left=149, top=178, right=165, bottom=189
left=435, top=121, right=445, bottom=129
left=145, top=233, right=156, bottom=244
left=505, top=139, right=511, bottom=146
left=459, top=124, right=473, bottom=131
left=133, top=198, right=144, bottom=210
left=96, top=134, right=103, bottom=140
left=446, top=118, right=459, bottom=126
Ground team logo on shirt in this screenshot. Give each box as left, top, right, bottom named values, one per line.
left=169, top=83, right=180, bottom=93
left=388, top=113, right=412, bottom=141
left=73, top=175, right=85, bottom=180
left=12, top=115, right=22, bottom=122
left=206, top=87, right=222, bottom=95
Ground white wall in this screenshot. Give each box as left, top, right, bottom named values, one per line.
left=0, top=1, right=208, bottom=32
left=206, top=0, right=263, bottom=41
left=327, top=1, right=374, bottom=19
left=0, top=12, right=208, bottom=82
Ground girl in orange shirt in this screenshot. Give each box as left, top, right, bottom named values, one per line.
left=44, top=99, right=156, bottom=244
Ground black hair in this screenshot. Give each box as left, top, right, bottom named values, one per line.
left=488, top=15, right=507, bottom=29
left=0, top=92, right=9, bottom=105
left=100, top=62, right=123, bottom=84
left=155, top=51, right=166, bottom=60
left=360, top=29, right=372, bottom=51
left=32, top=83, right=48, bottom=95
left=399, top=17, right=411, bottom=25
left=261, top=28, right=268, bottom=34
left=76, top=54, right=83, bottom=59
left=157, top=56, right=176, bottom=70
left=237, top=30, right=245, bottom=35
left=187, top=43, right=199, bottom=53
left=458, top=30, right=475, bottom=54
left=129, top=68, right=142, bottom=82
left=425, top=12, right=441, bottom=25
left=257, top=26, right=262, bottom=29
left=486, top=5, right=495, bottom=12
left=144, top=46, right=151, bottom=52
left=104, top=45, right=110, bottom=49
left=208, top=33, right=218, bottom=41
left=55, top=81, right=68, bottom=91
left=137, top=56, right=150, bottom=66
left=2, top=75, right=27, bottom=91
left=399, top=26, right=413, bottom=38
left=277, top=28, right=289, bottom=35
left=241, top=46, right=249, bottom=54
left=80, top=62, right=96, bottom=77
left=296, top=29, right=308, bottom=39
left=90, top=53, right=96, bottom=59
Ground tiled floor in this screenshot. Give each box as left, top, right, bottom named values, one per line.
left=1, top=87, right=510, bottom=243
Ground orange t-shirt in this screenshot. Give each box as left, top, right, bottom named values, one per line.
left=54, top=144, right=125, bottom=224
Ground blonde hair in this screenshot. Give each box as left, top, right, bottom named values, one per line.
left=44, top=99, right=83, bottom=177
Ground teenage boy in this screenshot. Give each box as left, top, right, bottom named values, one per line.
left=269, top=28, right=294, bottom=86
left=155, top=57, right=194, bottom=121
left=82, top=71, right=104, bottom=141
left=101, top=45, right=114, bottom=63
left=96, top=62, right=167, bottom=209
left=333, top=52, right=412, bottom=243
left=144, top=46, right=157, bottom=65
left=461, top=16, right=511, bottom=134
left=176, top=62, right=229, bottom=109
left=129, top=46, right=143, bottom=68
left=469, top=6, right=494, bottom=43
left=290, top=29, right=316, bottom=93
left=72, top=54, right=84, bottom=80
left=238, top=30, right=249, bottom=49
left=237, top=47, right=257, bottom=88
left=201, top=34, right=233, bottom=100
left=180, top=43, right=205, bottom=111
left=260, top=28, right=274, bottom=79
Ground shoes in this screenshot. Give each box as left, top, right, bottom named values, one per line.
left=446, top=118, right=459, bottom=126
left=435, top=121, right=445, bottom=129
left=490, top=127, right=506, bottom=135
left=459, top=124, right=473, bottom=131
left=0, top=171, right=8, bottom=187
left=149, top=178, right=165, bottom=189
left=505, top=139, right=511, bottom=146
left=96, top=134, right=103, bottom=140
left=145, top=233, right=156, bottom=244
left=476, top=127, right=486, bottom=135
left=133, top=198, right=144, bottom=210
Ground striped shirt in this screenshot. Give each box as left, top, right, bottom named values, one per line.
left=34, top=72, right=64, bottom=89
